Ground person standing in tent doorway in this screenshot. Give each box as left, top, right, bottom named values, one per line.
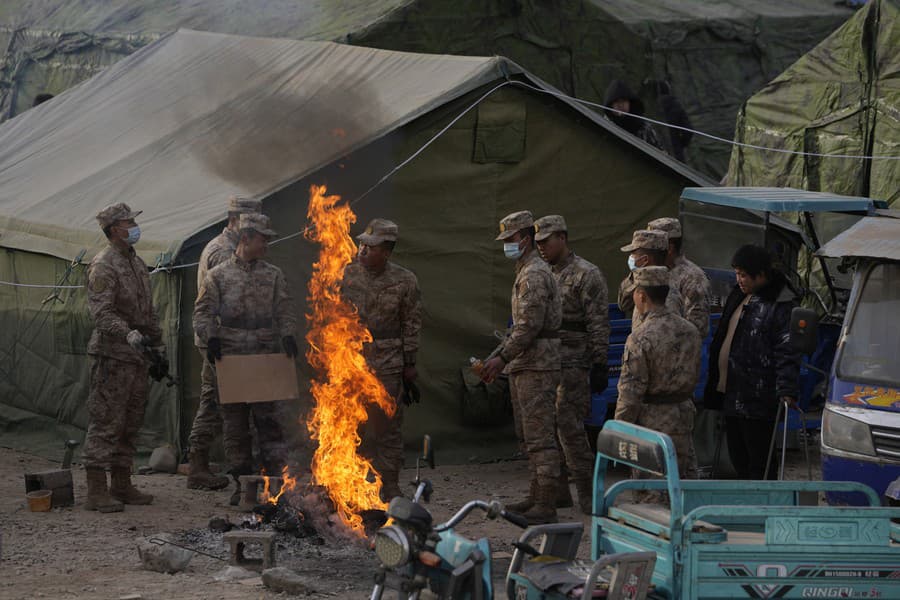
left=618, top=229, right=684, bottom=330
left=193, top=213, right=298, bottom=506
left=533, top=215, right=609, bottom=515
left=615, top=266, right=701, bottom=501
left=647, top=217, right=711, bottom=338
left=481, top=211, right=562, bottom=525
left=341, top=219, right=422, bottom=502
left=83, top=203, right=165, bottom=513
left=185, top=195, right=262, bottom=492
left=604, top=80, right=663, bottom=150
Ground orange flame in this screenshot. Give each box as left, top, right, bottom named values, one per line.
left=261, top=466, right=299, bottom=505
left=304, top=184, right=396, bottom=534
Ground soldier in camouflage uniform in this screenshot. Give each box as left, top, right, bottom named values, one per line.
left=647, top=217, right=711, bottom=337
left=535, top=215, right=609, bottom=514
left=341, top=219, right=422, bottom=501
left=615, top=266, right=701, bottom=501
left=187, top=196, right=262, bottom=491
left=84, top=203, right=165, bottom=512
left=482, top=211, right=562, bottom=524
left=617, top=230, right=683, bottom=329
left=193, top=213, right=298, bottom=505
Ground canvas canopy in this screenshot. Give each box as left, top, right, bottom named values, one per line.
left=0, top=29, right=709, bottom=460
left=726, top=0, right=900, bottom=207
left=1, top=1, right=855, bottom=179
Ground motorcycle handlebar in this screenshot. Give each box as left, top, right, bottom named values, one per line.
left=434, top=500, right=529, bottom=532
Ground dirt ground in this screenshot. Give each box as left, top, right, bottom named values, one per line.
left=0, top=442, right=821, bottom=600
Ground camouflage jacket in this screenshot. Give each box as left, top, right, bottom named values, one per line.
left=87, top=244, right=162, bottom=364
left=614, top=306, right=701, bottom=423
left=551, top=252, right=610, bottom=368
left=670, top=255, right=711, bottom=338
left=617, top=270, right=684, bottom=330
left=500, top=251, right=562, bottom=373
left=194, top=227, right=240, bottom=347
left=193, top=255, right=297, bottom=355
left=341, top=261, right=422, bottom=376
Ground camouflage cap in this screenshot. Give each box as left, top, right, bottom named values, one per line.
left=357, top=218, right=399, bottom=246
left=496, top=210, right=534, bottom=241
left=533, top=215, right=567, bottom=241
left=228, top=195, right=262, bottom=214
left=96, top=203, right=142, bottom=229
left=620, top=229, right=668, bottom=253
left=239, top=213, right=276, bottom=237
left=647, top=217, right=682, bottom=239
left=633, top=265, right=669, bottom=288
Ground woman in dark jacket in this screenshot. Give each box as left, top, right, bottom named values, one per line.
left=704, top=245, right=801, bottom=479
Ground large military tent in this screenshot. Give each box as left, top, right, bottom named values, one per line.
left=726, top=0, right=900, bottom=207
left=0, top=29, right=709, bottom=461
left=1, top=1, right=857, bottom=179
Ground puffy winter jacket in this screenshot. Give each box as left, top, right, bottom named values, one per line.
left=703, top=272, right=801, bottom=420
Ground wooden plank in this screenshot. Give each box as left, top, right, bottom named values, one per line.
left=216, top=354, right=299, bottom=404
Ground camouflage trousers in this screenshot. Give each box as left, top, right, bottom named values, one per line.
left=633, top=399, right=697, bottom=503
left=556, top=367, right=595, bottom=481
left=187, top=351, right=223, bottom=453
left=510, top=370, right=561, bottom=487
left=359, top=374, right=404, bottom=477
left=221, top=399, right=288, bottom=475
left=82, top=356, right=149, bottom=469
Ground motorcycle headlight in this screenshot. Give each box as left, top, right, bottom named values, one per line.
left=823, top=409, right=875, bottom=457
left=374, top=525, right=411, bottom=568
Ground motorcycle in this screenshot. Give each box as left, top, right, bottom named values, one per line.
left=370, top=435, right=529, bottom=600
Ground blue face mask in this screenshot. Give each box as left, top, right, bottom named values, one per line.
left=125, top=225, right=141, bottom=245
left=504, top=241, right=524, bottom=260
left=628, top=255, right=638, bottom=271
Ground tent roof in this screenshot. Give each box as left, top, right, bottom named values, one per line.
left=818, top=217, right=900, bottom=261
left=0, top=29, right=710, bottom=264
left=595, top=0, right=851, bottom=24
left=681, top=187, right=876, bottom=213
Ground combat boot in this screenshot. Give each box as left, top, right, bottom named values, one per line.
left=556, top=476, right=574, bottom=509
left=380, top=471, right=403, bottom=502
left=109, top=466, right=154, bottom=505
left=83, top=467, right=123, bottom=513
left=506, top=479, right=538, bottom=513
left=521, top=484, right=558, bottom=525
left=187, top=450, right=230, bottom=491
left=574, top=477, right=594, bottom=515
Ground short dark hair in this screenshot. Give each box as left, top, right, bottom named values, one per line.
left=671, top=238, right=683, bottom=254
left=732, top=244, right=772, bottom=278
left=382, top=240, right=396, bottom=252
left=641, top=285, right=670, bottom=305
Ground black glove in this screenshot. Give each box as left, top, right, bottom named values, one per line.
left=282, top=335, right=298, bottom=358
left=149, top=357, right=170, bottom=382
left=206, top=337, right=222, bottom=363
left=590, top=363, right=609, bottom=395
left=400, top=380, right=421, bottom=407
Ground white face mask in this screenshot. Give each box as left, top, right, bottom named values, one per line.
left=504, top=241, right=524, bottom=260
left=628, top=255, right=638, bottom=271
left=125, top=225, right=141, bottom=245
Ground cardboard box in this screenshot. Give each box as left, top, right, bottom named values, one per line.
left=216, top=353, right=300, bottom=404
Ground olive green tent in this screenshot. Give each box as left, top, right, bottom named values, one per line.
left=0, top=30, right=710, bottom=461
left=726, top=0, right=900, bottom=207
left=1, top=1, right=856, bottom=179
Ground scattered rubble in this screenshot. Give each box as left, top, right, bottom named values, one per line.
left=262, top=567, right=315, bottom=595
left=137, top=534, right=194, bottom=574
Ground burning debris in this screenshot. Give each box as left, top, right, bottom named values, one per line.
left=303, top=184, right=396, bottom=535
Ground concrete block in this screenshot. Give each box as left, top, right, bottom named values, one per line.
left=24, top=469, right=74, bottom=508
left=223, top=531, right=276, bottom=572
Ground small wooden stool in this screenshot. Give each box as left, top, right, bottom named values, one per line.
left=223, top=530, right=276, bottom=571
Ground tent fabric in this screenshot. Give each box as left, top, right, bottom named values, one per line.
left=1, top=2, right=855, bottom=180
left=0, top=30, right=520, bottom=264
left=726, top=0, right=900, bottom=207
left=0, top=29, right=710, bottom=461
